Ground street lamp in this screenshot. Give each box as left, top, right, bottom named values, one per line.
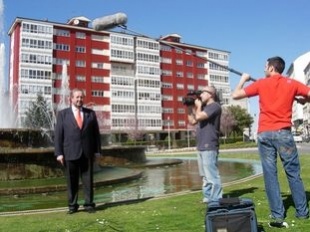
left=168, top=116, right=171, bottom=150
left=187, top=125, right=190, bottom=148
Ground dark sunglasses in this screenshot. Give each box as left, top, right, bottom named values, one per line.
left=201, top=90, right=213, bottom=95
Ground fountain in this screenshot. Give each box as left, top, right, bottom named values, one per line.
left=57, top=60, right=70, bottom=111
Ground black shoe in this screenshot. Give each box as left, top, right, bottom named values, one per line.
left=85, top=207, right=96, bottom=213
left=268, top=221, right=289, bottom=228
left=67, top=209, right=78, bottom=214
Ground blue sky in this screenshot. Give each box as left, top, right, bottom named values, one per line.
left=2, top=0, right=310, bottom=116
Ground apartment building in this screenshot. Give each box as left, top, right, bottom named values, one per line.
left=287, top=51, right=310, bottom=133
left=160, top=34, right=207, bottom=141
left=109, top=33, right=162, bottom=134
left=205, top=48, right=231, bottom=106
left=8, top=16, right=230, bottom=141
left=304, top=61, right=310, bottom=138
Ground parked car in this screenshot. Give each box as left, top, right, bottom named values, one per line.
left=293, top=133, right=303, bottom=143
left=302, top=136, right=310, bottom=143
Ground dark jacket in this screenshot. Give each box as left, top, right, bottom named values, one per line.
left=54, top=107, right=101, bottom=160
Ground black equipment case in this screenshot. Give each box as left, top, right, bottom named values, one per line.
left=205, top=197, right=258, bottom=232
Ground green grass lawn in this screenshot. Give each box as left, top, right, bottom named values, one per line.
left=1, top=151, right=310, bottom=232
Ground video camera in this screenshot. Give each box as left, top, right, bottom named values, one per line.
left=182, top=90, right=202, bottom=106
left=182, top=88, right=223, bottom=106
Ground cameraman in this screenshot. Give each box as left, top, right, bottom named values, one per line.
left=187, top=86, right=223, bottom=204
left=232, top=56, right=309, bottom=227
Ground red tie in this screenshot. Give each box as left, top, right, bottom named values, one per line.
left=75, top=109, right=83, bottom=129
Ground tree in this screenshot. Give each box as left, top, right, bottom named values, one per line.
left=220, top=107, right=236, bottom=141
left=23, top=93, right=54, bottom=130
left=228, top=105, right=254, bottom=136
left=124, top=116, right=145, bottom=144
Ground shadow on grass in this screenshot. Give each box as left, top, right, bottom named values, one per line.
left=96, top=196, right=154, bottom=211
left=223, top=187, right=259, bottom=198
left=282, top=191, right=310, bottom=218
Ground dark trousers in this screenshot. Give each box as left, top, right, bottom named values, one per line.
left=65, top=155, right=94, bottom=210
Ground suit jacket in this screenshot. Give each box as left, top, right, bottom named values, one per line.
left=54, top=107, right=101, bottom=161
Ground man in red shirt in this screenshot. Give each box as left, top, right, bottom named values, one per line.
left=232, top=56, right=310, bottom=228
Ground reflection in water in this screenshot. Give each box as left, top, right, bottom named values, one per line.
left=0, top=158, right=262, bottom=212
left=104, top=158, right=261, bottom=203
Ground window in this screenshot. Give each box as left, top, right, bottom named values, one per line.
left=138, top=105, right=162, bottom=114
left=91, top=76, right=105, bottom=83
left=162, top=70, right=172, bottom=76
left=112, top=104, right=135, bottom=113
left=197, top=74, right=205, bottom=80
left=176, top=72, right=183, bottom=77
left=20, top=69, right=51, bottom=80
left=22, top=38, right=52, bottom=49
left=197, top=63, right=205, bottom=68
left=92, top=90, right=104, bottom=97
left=92, top=48, right=104, bottom=55
left=55, top=29, right=70, bottom=37
left=210, top=74, right=229, bottom=83
left=160, top=45, right=172, bottom=51
left=196, top=51, right=207, bottom=57
left=187, top=84, right=194, bottom=90
left=162, top=95, right=173, bottom=101
left=138, top=92, right=161, bottom=101
left=111, top=49, right=134, bottom=60
left=55, top=59, right=70, bottom=66
left=210, top=63, right=227, bottom=71
left=186, top=61, right=193, bottom=67
left=137, top=65, right=160, bottom=76
left=76, top=75, right=86, bottom=81
left=161, top=58, right=172, bottom=64
left=76, top=32, right=86, bottom=39
left=137, top=40, right=159, bottom=50
left=21, top=53, right=52, bottom=65
left=176, top=59, right=183, bottom=65
left=185, top=49, right=192, bottom=55
left=91, top=34, right=105, bottom=41
left=187, top=72, right=193, bottom=78
left=112, top=90, right=134, bottom=99
left=137, top=53, right=159, bottom=63
left=111, top=35, right=134, bottom=46
left=22, top=23, right=53, bottom=34
left=92, top=62, right=104, bottom=69
left=20, top=84, right=51, bottom=95
left=76, top=46, right=86, bottom=53
left=44, top=86, right=52, bottom=95
left=137, top=79, right=161, bottom=88
left=178, top=120, right=186, bottom=126
left=163, top=108, right=173, bottom=113
left=178, top=108, right=185, bottom=114
left=162, top=82, right=173, bottom=88
left=76, top=60, right=86, bottom=67
left=208, top=52, right=228, bottom=61
left=111, top=76, right=134, bottom=86
left=175, top=48, right=183, bottom=54
left=176, top=84, right=184, bottom=89
left=55, top=44, right=70, bottom=51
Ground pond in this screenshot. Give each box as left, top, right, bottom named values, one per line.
left=0, top=157, right=262, bottom=213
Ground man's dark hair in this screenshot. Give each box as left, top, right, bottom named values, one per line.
left=267, top=56, right=285, bottom=74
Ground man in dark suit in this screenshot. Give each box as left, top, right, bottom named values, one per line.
left=54, top=88, right=101, bottom=214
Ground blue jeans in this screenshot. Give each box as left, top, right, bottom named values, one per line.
left=257, top=129, right=309, bottom=220
left=197, top=150, right=222, bottom=203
